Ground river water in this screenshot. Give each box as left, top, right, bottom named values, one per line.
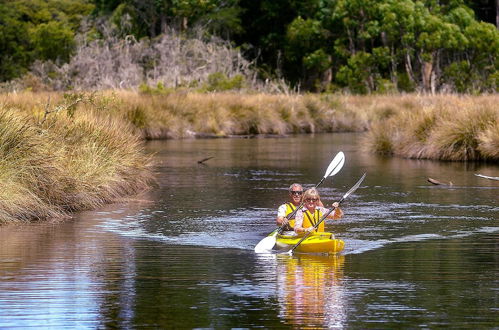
left=0, top=133, right=497, bottom=328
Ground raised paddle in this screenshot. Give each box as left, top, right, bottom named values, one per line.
left=254, top=151, right=345, bottom=253
left=286, top=172, right=366, bottom=255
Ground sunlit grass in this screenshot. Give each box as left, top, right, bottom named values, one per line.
left=363, top=94, right=499, bottom=161
left=477, top=120, right=499, bottom=159
left=0, top=95, right=153, bottom=224
left=0, top=91, right=497, bottom=223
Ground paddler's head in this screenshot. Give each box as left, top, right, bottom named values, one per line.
left=288, top=183, right=303, bottom=205
left=303, top=188, right=320, bottom=211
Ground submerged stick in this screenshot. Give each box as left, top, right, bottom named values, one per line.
left=475, top=174, right=499, bottom=181
left=197, top=156, right=214, bottom=164
left=427, top=177, right=453, bottom=186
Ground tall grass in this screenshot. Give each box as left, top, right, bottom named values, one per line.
left=363, top=94, right=499, bottom=161
left=0, top=91, right=497, bottom=223
left=0, top=94, right=153, bottom=224
left=97, top=91, right=498, bottom=162
left=90, top=91, right=377, bottom=139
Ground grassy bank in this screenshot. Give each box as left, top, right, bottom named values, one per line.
left=0, top=91, right=497, bottom=223
left=0, top=93, right=154, bottom=224
left=363, top=94, right=499, bottom=161
left=93, top=91, right=498, bottom=162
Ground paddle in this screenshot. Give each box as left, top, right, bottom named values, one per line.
left=254, top=151, right=345, bottom=253
left=286, top=172, right=366, bottom=255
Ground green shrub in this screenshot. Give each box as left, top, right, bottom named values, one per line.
left=202, top=72, right=245, bottom=92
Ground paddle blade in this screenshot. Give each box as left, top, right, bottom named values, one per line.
left=341, top=173, right=366, bottom=201
left=324, top=151, right=345, bottom=178
left=254, top=235, right=276, bottom=253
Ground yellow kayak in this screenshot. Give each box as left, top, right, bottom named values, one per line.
left=275, top=232, right=345, bottom=254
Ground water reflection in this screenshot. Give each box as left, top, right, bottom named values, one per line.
left=256, top=253, right=346, bottom=328
left=0, top=133, right=497, bottom=328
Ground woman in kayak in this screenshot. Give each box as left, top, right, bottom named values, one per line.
left=294, top=188, right=343, bottom=234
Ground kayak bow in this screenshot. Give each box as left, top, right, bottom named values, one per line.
left=275, top=232, right=345, bottom=254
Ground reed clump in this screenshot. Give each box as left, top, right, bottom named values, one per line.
left=0, top=93, right=153, bottom=224
left=363, top=94, right=499, bottom=161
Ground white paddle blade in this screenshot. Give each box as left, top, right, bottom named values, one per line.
left=324, top=151, right=345, bottom=178
left=254, top=236, right=276, bottom=253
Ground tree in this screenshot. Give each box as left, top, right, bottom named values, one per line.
left=285, top=16, right=330, bottom=90
left=0, top=0, right=93, bottom=82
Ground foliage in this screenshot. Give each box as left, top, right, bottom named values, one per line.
left=0, top=0, right=94, bottom=82
left=0, top=0, right=498, bottom=93
left=201, top=73, right=245, bottom=92
left=93, top=0, right=242, bottom=38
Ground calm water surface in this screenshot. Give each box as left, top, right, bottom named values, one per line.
left=0, top=133, right=498, bottom=328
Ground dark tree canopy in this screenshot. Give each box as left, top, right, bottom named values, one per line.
left=0, top=0, right=497, bottom=93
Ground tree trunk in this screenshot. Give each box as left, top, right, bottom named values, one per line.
left=422, top=60, right=432, bottom=93
left=405, top=51, right=416, bottom=86
left=321, top=56, right=333, bottom=90
left=496, top=0, right=499, bottom=29
left=390, top=46, right=398, bottom=87
left=346, top=26, right=355, bottom=55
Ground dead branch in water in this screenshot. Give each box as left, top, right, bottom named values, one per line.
left=197, top=156, right=214, bottom=164
left=475, top=174, right=499, bottom=181
left=427, top=177, right=453, bottom=186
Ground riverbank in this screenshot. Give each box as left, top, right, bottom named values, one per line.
left=0, top=93, right=155, bottom=224
left=0, top=91, right=497, bottom=222
left=108, top=91, right=498, bottom=161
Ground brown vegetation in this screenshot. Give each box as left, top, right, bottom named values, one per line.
left=0, top=91, right=497, bottom=223
left=0, top=92, right=154, bottom=224
left=362, top=94, right=499, bottom=161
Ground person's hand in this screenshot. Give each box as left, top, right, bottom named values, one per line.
left=331, top=202, right=340, bottom=208
left=281, top=217, right=289, bottom=226
left=305, top=227, right=314, bottom=233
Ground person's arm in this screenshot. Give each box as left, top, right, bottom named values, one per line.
left=276, top=204, right=288, bottom=226
left=332, top=202, right=343, bottom=219
left=322, top=203, right=343, bottom=220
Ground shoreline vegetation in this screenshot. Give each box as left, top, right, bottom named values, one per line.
left=0, top=91, right=498, bottom=223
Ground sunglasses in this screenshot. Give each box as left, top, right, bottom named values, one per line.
left=305, top=198, right=318, bottom=202
left=290, top=191, right=303, bottom=196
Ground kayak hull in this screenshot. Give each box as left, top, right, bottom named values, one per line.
left=275, top=232, right=344, bottom=254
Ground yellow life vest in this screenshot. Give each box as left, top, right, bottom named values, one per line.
left=302, top=208, right=325, bottom=232
left=284, top=202, right=297, bottom=229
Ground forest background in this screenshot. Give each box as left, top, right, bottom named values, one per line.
left=1, top=0, right=498, bottom=94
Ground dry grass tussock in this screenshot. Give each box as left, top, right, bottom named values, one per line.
left=0, top=93, right=154, bottom=224
left=363, top=94, right=499, bottom=161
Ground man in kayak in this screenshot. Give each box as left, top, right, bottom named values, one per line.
left=294, top=188, right=343, bottom=234
left=277, top=184, right=324, bottom=232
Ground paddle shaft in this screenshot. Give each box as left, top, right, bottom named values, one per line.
left=288, top=173, right=366, bottom=254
